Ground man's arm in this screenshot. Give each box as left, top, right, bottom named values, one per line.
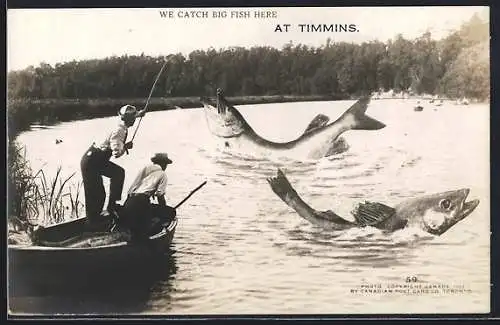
left=157, top=195, right=167, bottom=207
left=136, top=109, right=146, bottom=118
left=157, top=194, right=176, bottom=223
left=155, top=174, right=168, bottom=206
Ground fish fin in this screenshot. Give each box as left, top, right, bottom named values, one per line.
left=324, top=137, right=350, bottom=156
left=303, top=114, right=331, bottom=134
left=351, top=201, right=396, bottom=227
left=341, top=96, right=386, bottom=130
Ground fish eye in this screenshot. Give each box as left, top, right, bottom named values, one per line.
left=439, top=199, right=452, bottom=210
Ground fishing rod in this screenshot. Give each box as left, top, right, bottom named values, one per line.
left=174, top=181, right=207, bottom=209
left=130, top=59, right=169, bottom=142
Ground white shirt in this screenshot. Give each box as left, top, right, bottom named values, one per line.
left=97, top=121, right=128, bottom=158
left=128, top=164, right=168, bottom=197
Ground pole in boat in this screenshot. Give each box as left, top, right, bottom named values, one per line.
left=109, top=181, right=207, bottom=233
left=156, top=181, right=207, bottom=231
left=174, top=181, right=207, bottom=209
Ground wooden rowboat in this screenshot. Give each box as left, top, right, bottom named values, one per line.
left=8, top=213, right=178, bottom=295
left=8, top=182, right=206, bottom=297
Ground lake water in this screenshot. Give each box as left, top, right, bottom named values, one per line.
left=9, top=99, right=490, bottom=315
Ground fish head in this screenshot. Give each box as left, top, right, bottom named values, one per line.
left=200, top=96, right=246, bottom=138
left=408, top=189, right=480, bottom=235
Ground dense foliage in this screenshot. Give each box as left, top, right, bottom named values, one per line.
left=8, top=14, right=488, bottom=102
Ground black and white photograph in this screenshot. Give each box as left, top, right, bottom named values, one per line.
left=7, top=6, right=490, bottom=316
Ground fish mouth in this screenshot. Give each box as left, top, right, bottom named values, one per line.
left=453, top=189, right=480, bottom=226
left=426, top=189, right=480, bottom=236
left=457, top=193, right=480, bottom=220
left=200, top=96, right=227, bottom=115
left=201, top=96, right=245, bottom=138
left=201, top=97, right=231, bottom=120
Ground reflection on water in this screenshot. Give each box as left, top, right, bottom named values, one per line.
left=9, top=249, right=178, bottom=315
left=11, top=99, right=490, bottom=315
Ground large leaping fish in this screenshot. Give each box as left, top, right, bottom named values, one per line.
left=267, top=169, right=480, bottom=236
left=201, top=89, right=386, bottom=159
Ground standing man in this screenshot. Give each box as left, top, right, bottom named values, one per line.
left=80, top=105, right=145, bottom=227
left=120, top=152, right=175, bottom=241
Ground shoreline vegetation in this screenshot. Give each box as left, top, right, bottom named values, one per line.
left=8, top=140, right=83, bottom=240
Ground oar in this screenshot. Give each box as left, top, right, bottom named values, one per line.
left=109, top=181, right=207, bottom=233
left=156, top=181, right=207, bottom=231
left=174, top=181, right=207, bottom=209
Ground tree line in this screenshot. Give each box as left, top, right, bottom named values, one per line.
left=7, top=14, right=488, bottom=102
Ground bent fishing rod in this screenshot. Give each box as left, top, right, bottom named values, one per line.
left=130, top=59, right=169, bottom=142
left=123, top=59, right=168, bottom=155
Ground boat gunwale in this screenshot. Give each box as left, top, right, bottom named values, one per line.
left=8, top=219, right=178, bottom=252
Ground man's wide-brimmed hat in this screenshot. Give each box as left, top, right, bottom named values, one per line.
left=151, top=153, right=173, bottom=165
left=118, top=105, right=139, bottom=119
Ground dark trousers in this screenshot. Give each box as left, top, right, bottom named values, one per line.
left=120, top=195, right=177, bottom=240
left=121, top=194, right=152, bottom=240
left=80, top=145, right=125, bottom=221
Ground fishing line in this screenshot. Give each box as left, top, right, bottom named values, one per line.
left=130, top=59, right=169, bottom=142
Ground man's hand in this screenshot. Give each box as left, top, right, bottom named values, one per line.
left=136, top=109, right=146, bottom=118
left=124, top=141, right=133, bottom=150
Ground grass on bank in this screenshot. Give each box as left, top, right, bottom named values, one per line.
left=8, top=140, right=84, bottom=236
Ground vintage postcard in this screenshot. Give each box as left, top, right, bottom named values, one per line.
left=7, top=6, right=490, bottom=316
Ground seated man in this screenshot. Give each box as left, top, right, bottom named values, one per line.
left=120, top=152, right=175, bottom=241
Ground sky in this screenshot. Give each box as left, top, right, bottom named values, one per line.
left=7, top=6, right=489, bottom=71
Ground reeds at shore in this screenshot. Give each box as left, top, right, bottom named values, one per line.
left=8, top=141, right=84, bottom=235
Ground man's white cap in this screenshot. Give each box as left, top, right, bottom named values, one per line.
left=118, top=105, right=138, bottom=119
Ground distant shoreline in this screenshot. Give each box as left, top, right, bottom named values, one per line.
left=7, top=95, right=343, bottom=138
left=7, top=94, right=486, bottom=139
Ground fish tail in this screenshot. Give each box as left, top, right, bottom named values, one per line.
left=267, top=169, right=327, bottom=224
left=341, top=96, right=386, bottom=130
left=266, top=168, right=299, bottom=204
